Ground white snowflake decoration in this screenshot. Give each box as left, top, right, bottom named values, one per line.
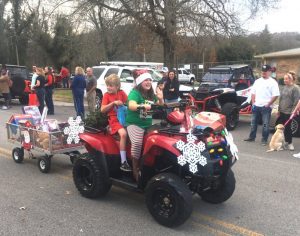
left=176, top=130, right=207, bottom=174
left=64, top=116, right=84, bottom=144
left=224, top=128, right=239, bottom=160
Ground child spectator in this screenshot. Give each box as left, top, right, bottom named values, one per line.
left=101, top=74, right=131, bottom=172
left=126, top=72, right=164, bottom=181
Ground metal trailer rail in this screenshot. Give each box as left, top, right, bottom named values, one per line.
left=6, top=122, right=83, bottom=173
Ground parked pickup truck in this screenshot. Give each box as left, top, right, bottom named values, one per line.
left=176, top=68, right=195, bottom=84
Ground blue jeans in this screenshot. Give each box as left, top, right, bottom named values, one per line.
left=249, top=105, right=272, bottom=141
left=45, top=87, right=54, bottom=114
left=73, top=90, right=85, bottom=119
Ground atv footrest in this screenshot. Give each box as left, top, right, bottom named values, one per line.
left=111, top=176, right=141, bottom=192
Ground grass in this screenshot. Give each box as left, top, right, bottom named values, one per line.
left=53, top=89, right=73, bottom=103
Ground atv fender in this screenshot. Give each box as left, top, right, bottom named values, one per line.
left=79, top=132, right=119, bottom=155
left=142, top=134, right=181, bottom=162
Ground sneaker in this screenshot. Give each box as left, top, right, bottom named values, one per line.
left=244, top=137, right=255, bottom=142
left=2, top=106, right=8, bottom=110
left=120, top=161, right=132, bottom=172
left=287, top=143, right=295, bottom=151
left=293, top=152, right=300, bottom=158
left=261, top=141, right=267, bottom=146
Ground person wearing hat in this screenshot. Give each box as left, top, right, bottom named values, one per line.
left=244, top=64, right=280, bottom=145
left=126, top=72, right=164, bottom=181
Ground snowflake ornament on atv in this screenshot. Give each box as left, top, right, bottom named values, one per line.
left=64, top=116, right=84, bottom=144
left=176, top=130, right=207, bottom=174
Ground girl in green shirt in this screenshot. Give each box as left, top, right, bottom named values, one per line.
left=126, top=72, right=164, bottom=181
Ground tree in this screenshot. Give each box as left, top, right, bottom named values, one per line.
left=50, top=16, right=76, bottom=69
left=79, top=0, right=278, bottom=68
left=0, top=0, right=9, bottom=63
left=217, top=36, right=254, bottom=62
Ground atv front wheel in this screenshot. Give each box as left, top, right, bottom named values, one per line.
left=200, top=169, right=236, bottom=204
left=221, top=103, right=239, bottom=130
left=145, top=173, right=193, bottom=227
left=73, top=153, right=111, bottom=198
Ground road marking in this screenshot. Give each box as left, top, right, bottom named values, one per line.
left=191, top=220, right=233, bottom=236
left=195, top=213, right=264, bottom=236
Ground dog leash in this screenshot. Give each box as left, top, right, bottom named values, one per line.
left=283, top=113, right=295, bottom=127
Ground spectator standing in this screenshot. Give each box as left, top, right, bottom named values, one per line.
left=33, top=67, right=46, bottom=114
left=44, top=66, right=55, bottom=115
left=244, top=64, right=280, bottom=145
left=71, top=66, right=86, bottom=119
left=60, top=66, right=70, bottom=88
left=85, top=67, right=97, bottom=113
left=163, top=70, right=180, bottom=104
left=275, top=72, right=300, bottom=151
left=0, top=65, right=11, bottom=110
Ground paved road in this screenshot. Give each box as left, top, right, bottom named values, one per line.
left=0, top=101, right=299, bottom=235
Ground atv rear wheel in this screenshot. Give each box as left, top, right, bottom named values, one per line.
left=221, top=102, right=239, bottom=130
left=73, top=153, right=111, bottom=198
left=199, top=169, right=235, bottom=204
left=145, top=173, right=193, bottom=227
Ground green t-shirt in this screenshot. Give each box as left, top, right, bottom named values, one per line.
left=126, top=89, right=157, bottom=129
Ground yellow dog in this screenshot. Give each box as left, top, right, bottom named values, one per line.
left=267, top=124, right=285, bottom=152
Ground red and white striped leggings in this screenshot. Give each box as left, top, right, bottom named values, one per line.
left=127, top=125, right=145, bottom=160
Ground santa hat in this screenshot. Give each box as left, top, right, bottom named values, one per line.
left=135, top=73, right=152, bottom=86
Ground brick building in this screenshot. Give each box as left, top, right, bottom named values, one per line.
left=254, top=48, right=300, bottom=80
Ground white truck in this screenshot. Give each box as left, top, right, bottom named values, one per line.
left=176, top=68, right=195, bottom=84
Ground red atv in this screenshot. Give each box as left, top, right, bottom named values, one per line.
left=72, top=101, right=238, bottom=227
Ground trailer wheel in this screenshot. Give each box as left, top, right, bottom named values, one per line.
left=38, top=156, right=52, bottom=173
left=12, top=147, right=24, bottom=163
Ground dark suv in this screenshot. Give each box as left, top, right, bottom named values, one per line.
left=189, top=64, right=255, bottom=130
left=0, top=65, right=32, bottom=104
left=201, top=64, right=255, bottom=91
